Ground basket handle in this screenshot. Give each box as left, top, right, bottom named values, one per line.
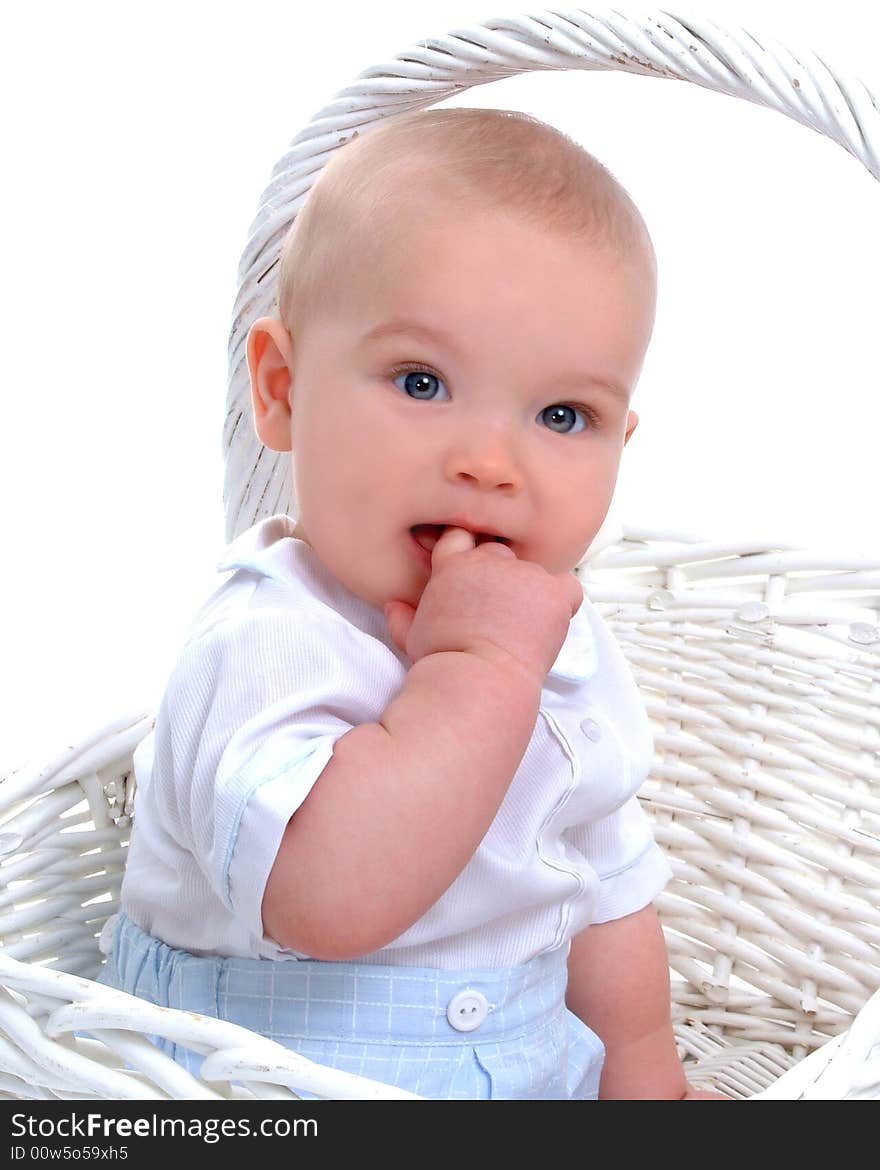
left=224, top=7, right=879, bottom=540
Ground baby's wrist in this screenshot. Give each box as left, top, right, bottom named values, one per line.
left=425, top=641, right=546, bottom=697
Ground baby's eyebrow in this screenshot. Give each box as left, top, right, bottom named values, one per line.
left=361, top=319, right=459, bottom=351
left=545, top=373, right=631, bottom=401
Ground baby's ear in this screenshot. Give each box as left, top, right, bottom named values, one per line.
left=623, top=409, right=639, bottom=446
left=247, top=316, right=294, bottom=452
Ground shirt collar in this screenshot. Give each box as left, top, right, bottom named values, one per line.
left=216, top=515, right=598, bottom=684
left=216, top=514, right=302, bottom=582
left=547, top=594, right=599, bottom=684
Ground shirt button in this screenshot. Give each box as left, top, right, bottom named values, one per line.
left=446, top=990, right=490, bottom=1032
left=580, top=717, right=602, bottom=742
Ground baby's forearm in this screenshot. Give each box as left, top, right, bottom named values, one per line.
left=567, top=904, right=688, bottom=1099
left=262, top=650, right=542, bottom=959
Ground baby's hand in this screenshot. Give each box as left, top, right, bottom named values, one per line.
left=384, top=527, right=583, bottom=688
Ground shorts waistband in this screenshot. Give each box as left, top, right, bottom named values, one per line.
left=108, top=912, right=572, bottom=1045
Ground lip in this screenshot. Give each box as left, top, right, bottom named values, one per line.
left=413, top=518, right=511, bottom=542
left=408, top=520, right=512, bottom=567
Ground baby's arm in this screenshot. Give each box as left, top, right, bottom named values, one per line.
left=566, top=904, right=729, bottom=1099
left=262, top=527, right=583, bottom=960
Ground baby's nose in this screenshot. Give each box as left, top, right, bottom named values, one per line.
left=444, top=431, right=520, bottom=492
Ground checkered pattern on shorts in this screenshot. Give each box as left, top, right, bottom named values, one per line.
left=102, top=912, right=604, bottom=1099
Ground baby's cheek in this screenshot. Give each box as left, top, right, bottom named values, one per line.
left=530, top=537, right=586, bottom=577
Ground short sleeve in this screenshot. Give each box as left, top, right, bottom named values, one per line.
left=158, top=605, right=399, bottom=943
left=565, top=794, right=673, bottom=924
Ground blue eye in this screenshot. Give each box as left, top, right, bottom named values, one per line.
left=539, top=404, right=589, bottom=434
left=392, top=368, right=450, bottom=401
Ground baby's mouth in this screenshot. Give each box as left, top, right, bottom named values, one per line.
left=410, top=524, right=510, bottom=553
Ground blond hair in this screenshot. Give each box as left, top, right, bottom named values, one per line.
left=276, top=107, right=654, bottom=336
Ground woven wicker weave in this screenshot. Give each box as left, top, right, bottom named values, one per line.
left=1, top=7, right=878, bottom=1100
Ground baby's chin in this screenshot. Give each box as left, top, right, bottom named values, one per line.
left=333, top=561, right=425, bottom=615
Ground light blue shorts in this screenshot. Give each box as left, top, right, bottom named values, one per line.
left=102, top=912, right=605, bottom=1100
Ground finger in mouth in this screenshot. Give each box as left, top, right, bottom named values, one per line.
left=410, top=524, right=510, bottom=552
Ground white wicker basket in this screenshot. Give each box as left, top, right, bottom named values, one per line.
left=2, top=7, right=878, bottom=1100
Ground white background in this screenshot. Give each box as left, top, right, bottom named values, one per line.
left=2, top=0, right=878, bottom=773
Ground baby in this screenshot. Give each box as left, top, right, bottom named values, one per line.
left=106, top=107, right=721, bottom=1099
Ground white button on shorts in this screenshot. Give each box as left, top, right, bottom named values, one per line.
left=580, top=717, right=602, bottom=742
left=446, top=989, right=490, bottom=1032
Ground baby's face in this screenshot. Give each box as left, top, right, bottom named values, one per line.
left=252, top=208, right=655, bottom=611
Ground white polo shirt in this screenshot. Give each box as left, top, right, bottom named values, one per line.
left=121, top=514, right=672, bottom=968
